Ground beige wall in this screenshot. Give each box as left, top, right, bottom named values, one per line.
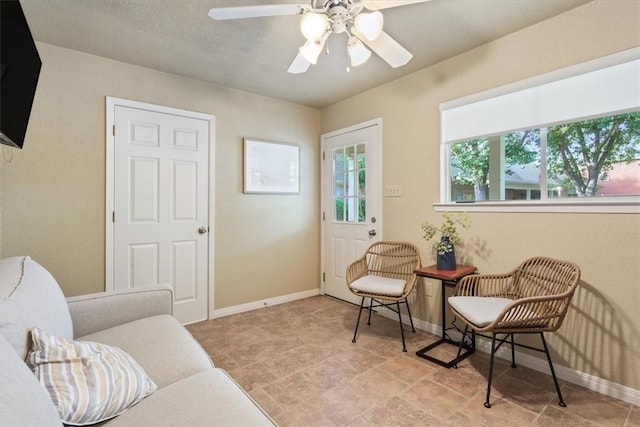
left=322, top=1, right=640, bottom=390
left=0, top=43, right=321, bottom=309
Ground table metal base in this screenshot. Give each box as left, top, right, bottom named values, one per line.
left=413, top=265, right=478, bottom=368
left=415, top=333, right=474, bottom=368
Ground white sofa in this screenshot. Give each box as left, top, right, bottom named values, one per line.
left=0, top=256, right=276, bottom=426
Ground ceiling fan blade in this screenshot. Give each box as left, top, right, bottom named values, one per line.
left=287, top=52, right=312, bottom=74
left=208, top=4, right=309, bottom=21
left=363, top=0, right=432, bottom=11
left=354, top=30, right=412, bottom=68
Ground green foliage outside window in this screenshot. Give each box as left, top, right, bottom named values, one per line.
left=547, top=112, right=640, bottom=196
left=334, top=144, right=367, bottom=222
left=449, top=111, right=640, bottom=200
left=450, top=131, right=538, bottom=200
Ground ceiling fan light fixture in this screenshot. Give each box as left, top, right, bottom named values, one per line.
left=300, top=12, right=329, bottom=42
left=353, top=11, right=383, bottom=41
left=299, top=39, right=324, bottom=65
left=348, top=37, right=371, bottom=67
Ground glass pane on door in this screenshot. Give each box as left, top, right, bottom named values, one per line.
left=333, top=143, right=367, bottom=223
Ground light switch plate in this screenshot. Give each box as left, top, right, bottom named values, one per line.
left=383, top=184, right=402, bottom=197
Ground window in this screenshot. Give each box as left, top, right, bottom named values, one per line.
left=333, top=143, right=366, bottom=222
left=450, top=129, right=541, bottom=201
left=448, top=113, right=640, bottom=202
left=440, top=48, right=640, bottom=213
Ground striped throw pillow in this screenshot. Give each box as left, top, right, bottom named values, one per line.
left=26, top=327, right=157, bottom=426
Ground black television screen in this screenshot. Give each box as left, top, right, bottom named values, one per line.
left=1, top=0, right=42, bottom=149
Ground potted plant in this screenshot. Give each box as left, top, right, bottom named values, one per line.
left=421, top=212, right=471, bottom=270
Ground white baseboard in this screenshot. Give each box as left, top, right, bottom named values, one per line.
left=375, top=306, right=640, bottom=407
left=210, top=288, right=320, bottom=319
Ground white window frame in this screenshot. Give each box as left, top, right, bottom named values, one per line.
left=438, top=48, right=640, bottom=214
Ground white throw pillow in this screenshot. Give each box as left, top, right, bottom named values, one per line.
left=26, top=327, right=157, bottom=426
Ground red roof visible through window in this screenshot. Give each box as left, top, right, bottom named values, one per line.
left=595, top=160, right=640, bottom=196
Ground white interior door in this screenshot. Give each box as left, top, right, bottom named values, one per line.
left=112, top=104, right=210, bottom=324
left=322, top=121, right=382, bottom=304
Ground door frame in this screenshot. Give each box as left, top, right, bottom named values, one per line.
left=320, top=118, right=383, bottom=295
left=105, top=97, right=216, bottom=319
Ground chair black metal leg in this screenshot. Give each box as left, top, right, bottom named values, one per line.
left=510, top=334, right=517, bottom=368
left=367, top=297, right=373, bottom=325
left=540, top=333, right=566, bottom=407
left=396, top=301, right=407, bottom=352
left=352, top=297, right=365, bottom=344
left=405, top=298, right=416, bottom=333
left=485, top=333, right=497, bottom=408
left=453, top=324, right=470, bottom=369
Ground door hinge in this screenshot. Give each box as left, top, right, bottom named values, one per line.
left=112, top=125, right=115, bottom=136
left=112, top=211, right=115, bottom=223
left=322, top=151, right=325, bottom=161
left=322, top=272, right=325, bottom=282
left=322, top=211, right=325, bottom=221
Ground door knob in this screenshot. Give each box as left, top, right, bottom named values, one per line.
left=198, top=226, right=208, bottom=234
left=368, top=229, right=377, bottom=237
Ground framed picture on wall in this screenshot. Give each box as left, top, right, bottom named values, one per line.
left=243, top=138, right=300, bottom=194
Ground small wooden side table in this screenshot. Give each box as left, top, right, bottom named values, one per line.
left=414, top=264, right=477, bottom=368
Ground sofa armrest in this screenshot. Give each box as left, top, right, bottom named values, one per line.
left=66, top=285, right=173, bottom=338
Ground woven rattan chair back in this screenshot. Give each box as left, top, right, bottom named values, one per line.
left=502, top=256, right=580, bottom=333
left=362, top=241, right=421, bottom=294
left=346, top=241, right=422, bottom=352
left=449, top=256, right=581, bottom=409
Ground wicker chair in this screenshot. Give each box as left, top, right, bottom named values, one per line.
left=448, top=256, right=581, bottom=408
left=346, top=241, right=422, bottom=352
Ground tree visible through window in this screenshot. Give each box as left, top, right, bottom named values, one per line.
left=450, top=131, right=539, bottom=201
left=448, top=112, right=640, bottom=201
left=547, top=112, right=640, bottom=197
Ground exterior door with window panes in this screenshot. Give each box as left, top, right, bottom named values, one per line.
left=323, top=124, right=381, bottom=304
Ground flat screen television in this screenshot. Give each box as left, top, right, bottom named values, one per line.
left=1, top=0, right=42, bottom=149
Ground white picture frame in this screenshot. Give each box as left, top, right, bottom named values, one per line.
left=243, top=138, right=300, bottom=194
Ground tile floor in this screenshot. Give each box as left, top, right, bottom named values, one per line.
left=187, top=296, right=639, bottom=427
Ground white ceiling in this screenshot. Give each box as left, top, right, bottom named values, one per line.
left=21, top=0, right=591, bottom=109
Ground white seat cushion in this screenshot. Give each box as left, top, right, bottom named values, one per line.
left=448, top=296, right=513, bottom=327
left=350, top=275, right=407, bottom=297
left=79, top=315, right=214, bottom=389
left=105, top=369, right=275, bottom=426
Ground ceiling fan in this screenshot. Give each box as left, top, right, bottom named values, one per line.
left=208, top=0, right=431, bottom=74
